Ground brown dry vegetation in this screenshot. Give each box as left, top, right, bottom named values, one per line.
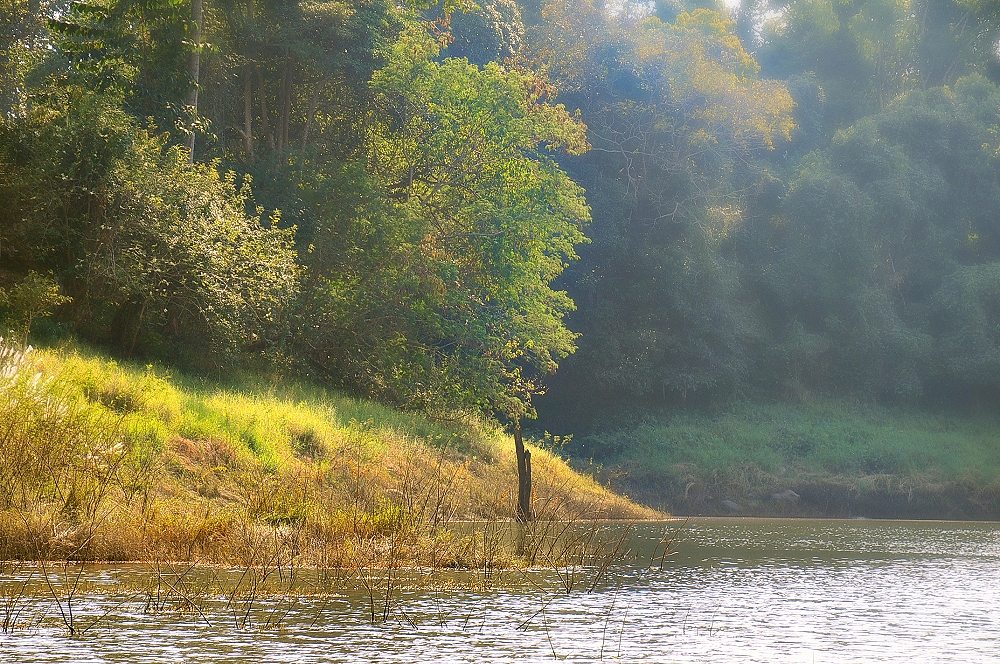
left=0, top=341, right=657, bottom=567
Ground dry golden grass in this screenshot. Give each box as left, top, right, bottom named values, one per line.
left=0, top=340, right=658, bottom=567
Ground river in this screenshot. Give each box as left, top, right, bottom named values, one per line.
left=1, top=518, right=998, bottom=662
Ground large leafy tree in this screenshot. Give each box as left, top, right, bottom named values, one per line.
left=299, top=22, right=591, bottom=420
left=47, top=0, right=191, bottom=129
left=758, top=0, right=917, bottom=122
left=443, top=0, right=525, bottom=66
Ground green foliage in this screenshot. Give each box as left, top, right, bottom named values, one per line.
left=929, top=263, right=1000, bottom=392
left=81, top=143, right=300, bottom=355
left=756, top=0, right=1000, bottom=132
left=759, top=0, right=916, bottom=122
left=301, top=22, right=590, bottom=418
left=443, top=0, right=525, bottom=65
left=47, top=0, right=190, bottom=126
left=10, top=0, right=1000, bottom=481
left=532, top=2, right=795, bottom=420
left=0, top=272, right=72, bottom=341
left=3, top=0, right=595, bottom=423
left=0, top=84, right=299, bottom=360
left=740, top=75, right=1000, bottom=402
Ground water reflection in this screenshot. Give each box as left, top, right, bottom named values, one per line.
left=1, top=518, right=998, bottom=663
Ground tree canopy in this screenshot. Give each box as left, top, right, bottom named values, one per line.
left=5, top=0, right=1000, bottom=435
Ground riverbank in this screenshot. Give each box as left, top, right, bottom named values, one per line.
left=0, top=342, right=657, bottom=566
left=574, top=402, right=1000, bottom=519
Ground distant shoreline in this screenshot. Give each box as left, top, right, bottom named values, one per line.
left=609, top=471, right=1000, bottom=521
left=570, top=400, right=1000, bottom=523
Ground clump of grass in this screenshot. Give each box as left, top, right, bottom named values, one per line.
left=0, top=339, right=657, bottom=566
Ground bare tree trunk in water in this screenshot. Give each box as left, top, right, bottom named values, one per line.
left=514, top=420, right=532, bottom=522
left=186, top=0, right=203, bottom=162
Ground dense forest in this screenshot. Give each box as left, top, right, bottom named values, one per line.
left=4, top=0, right=1000, bottom=512
left=538, top=0, right=1000, bottom=424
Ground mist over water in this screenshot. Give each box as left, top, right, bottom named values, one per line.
left=3, top=518, right=998, bottom=663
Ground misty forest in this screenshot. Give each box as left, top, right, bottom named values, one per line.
left=2, top=0, right=1000, bottom=661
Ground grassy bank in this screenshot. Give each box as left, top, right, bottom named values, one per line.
left=0, top=341, right=656, bottom=566
left=577, top=402, right=1000, bottom=519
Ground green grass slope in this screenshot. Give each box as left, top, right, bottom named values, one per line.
left=580, top=402, right=1000, bottom=519
left=0, top=341, right=656, bottom=564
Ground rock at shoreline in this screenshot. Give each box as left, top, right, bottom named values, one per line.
left=771, top=489, right=801, bottom=503
left=721, top=499, right=742, bottom=512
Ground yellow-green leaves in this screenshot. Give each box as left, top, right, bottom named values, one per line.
left=637, top=9, right=795, bottom=150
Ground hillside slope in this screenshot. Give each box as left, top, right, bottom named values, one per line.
left=0, top=341, right=656, bottom=565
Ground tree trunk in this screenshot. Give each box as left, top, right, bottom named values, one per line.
left=514, top=420, right=532, bottom=523
left=301, top=81, right=321, bottom=151
left=243, top=66, right=254, bottom=160
left=256, top=66, right=276, bottom=151
left=277, top=48, right=292, bottom=153
left=187, top=0, right=204, bottom=162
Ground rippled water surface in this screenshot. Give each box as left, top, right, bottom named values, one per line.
left=2, top=518, right=998, bottom=662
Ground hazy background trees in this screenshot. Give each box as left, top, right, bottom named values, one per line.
left=535, top=0, right=1000, bottom=429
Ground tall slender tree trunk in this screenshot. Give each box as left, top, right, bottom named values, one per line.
left=242, top=0, right=255, bottom=159
left=277, top=48, right=292, bottom=153
left=187, top=0, right=204, bottom=162
left=256, top=66, right=275, bottom=151
left=514, top=420, right=532, bottom=523
left=243, top=66, right=254, bottom=160
left=301, top=82, right=321, bottom=151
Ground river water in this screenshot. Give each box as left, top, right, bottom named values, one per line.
left=1, top=518, right=998, bottom=663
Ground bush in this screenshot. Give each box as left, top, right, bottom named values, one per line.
left=0, top=86, right=299, bottom=361
left=0, top=272, right=71, bottom=342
